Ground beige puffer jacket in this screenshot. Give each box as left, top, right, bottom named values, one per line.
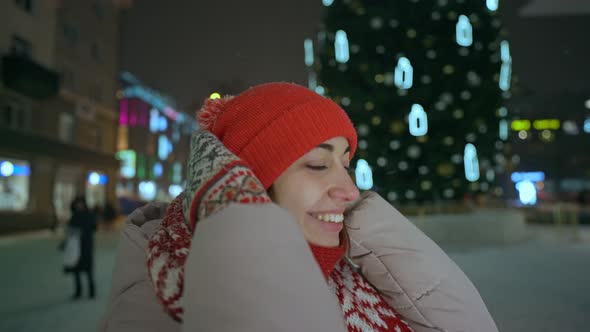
left=100, top=192, right=498, bottom=332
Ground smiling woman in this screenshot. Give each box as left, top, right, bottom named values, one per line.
left=101, top=82, right=498, bottom=332
left=271, top=137, right=358, bottom=248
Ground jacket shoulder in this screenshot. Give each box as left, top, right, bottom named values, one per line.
left=100, top=202, right=178, bottom=332
left=346, top=192, right=498, bottom=332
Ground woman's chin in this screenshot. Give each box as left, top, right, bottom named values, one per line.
left=307, top=235, right=341, bottom=248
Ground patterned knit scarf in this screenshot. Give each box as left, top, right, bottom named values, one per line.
left=147, top=196, right=413, bottom=332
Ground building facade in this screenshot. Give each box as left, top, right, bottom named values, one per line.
left=506, top=92, right=590, bottom=203
left=116, top=72, right=196, bottom=211
left=0, top=0, right=123, bottom=233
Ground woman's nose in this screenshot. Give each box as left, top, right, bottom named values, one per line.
left=328, top=168, right=360, bottom=202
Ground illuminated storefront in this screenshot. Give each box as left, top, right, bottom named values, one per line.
left=0, top=159, right=30, bottom=211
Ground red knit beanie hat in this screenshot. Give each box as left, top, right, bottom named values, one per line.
left=196, top=82, right=357, bottom=189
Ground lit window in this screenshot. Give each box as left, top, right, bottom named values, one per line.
left=149, top=109, right=159, bottom=133
left=0, top=159, right=30, bottom=199
left=58, top=112, right=74, bottom=142
left=138, top=181, right=157, bottom=201
left=153, top=162, right=163, bottom=178
left=115, top=150, right=136, bottom=178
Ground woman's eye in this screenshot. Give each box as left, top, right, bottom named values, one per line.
left=306, top=165, right=327, bottom=170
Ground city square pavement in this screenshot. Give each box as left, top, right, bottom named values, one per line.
left=0, top=225, right=588, bottom=332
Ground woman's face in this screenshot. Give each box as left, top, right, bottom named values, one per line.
left=271, top=136, right=360, bottom=247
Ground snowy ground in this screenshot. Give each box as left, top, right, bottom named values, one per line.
left=0, top=225, right=588, bottom=332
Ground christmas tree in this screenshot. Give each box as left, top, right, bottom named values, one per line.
left=309, top=0, right=512, bottom=204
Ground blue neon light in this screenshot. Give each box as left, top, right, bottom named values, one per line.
left=158, top=136, right=171, bottom=160
left=87, top=172, right=108, bottom=185
left=511, top=171, right=545, bottom=183
left=464, top=143, right=480, bottom=182
left=355, top=159, right=373, bottom=190
left=335, top=30, right=350, bottom=63
left=456, top=15, right=473, bottom=47
left=516, top=180, right=537, bottom=205
left=394, top=57, right=413, bottom=89
left=149, top=109, right=159, bottom=133
left=159, top=116, right=168, bottom=132
left=408, top=104, right=428, bottom=136
left=154, top=162, right=163, bottom=178
left=1, top=162, right=31, bottom=177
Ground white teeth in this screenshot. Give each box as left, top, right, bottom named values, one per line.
left=314, top=213, right=344, bottom=223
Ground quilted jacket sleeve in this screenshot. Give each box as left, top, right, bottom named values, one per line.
left=182, top=203, right=347, bottom=332
left=345, top=191, right=498, bottom=332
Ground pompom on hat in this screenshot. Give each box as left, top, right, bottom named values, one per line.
left=196, top=82, right=358, bottom=189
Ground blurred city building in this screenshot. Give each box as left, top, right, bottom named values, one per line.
left=506, top=92, right=590, bottom=203
left=0, top=0, right=124, bottom=233
left=115, top=72, right=196, bottom=213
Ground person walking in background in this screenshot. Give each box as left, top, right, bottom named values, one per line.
left=63, top=196, right=97, bottom=300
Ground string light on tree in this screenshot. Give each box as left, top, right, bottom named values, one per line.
left=456, top=15, right=473, bottom=47
left=315, top=86, right=325, bottom=95
left=308, top=72, right=317, bottom=90
left=464, top=143, right=480, bottom=182
left=408, top=104, right=428, bottom=136
left=499, top=40, right=512, bottom=91
left=316, top=1, right=508, bottom=202
left=322, top=0, right=334, bottom=7
left=355, top=159, right=373, bottom=190
left=335, top=30, right=350, bottom=63
left=394, top=57, right=413, bottom=89
left=486, top=0, right=499, bottom=11
left=304, top=38, right=314, bottom=66
left=499, top=119, right=508, bottom=140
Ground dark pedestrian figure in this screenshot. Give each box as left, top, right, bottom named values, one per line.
left=63, top=196, right=97, bottom=300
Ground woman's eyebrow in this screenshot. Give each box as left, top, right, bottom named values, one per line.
left=315, top=144, right=350, bottom=155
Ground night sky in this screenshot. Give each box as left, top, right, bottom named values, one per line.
left=120, top=0, right=323, bottom=109
left=120, top=0, right=590, bottom=110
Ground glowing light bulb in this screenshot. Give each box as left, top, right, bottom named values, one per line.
left=456, top=15, right=473, bottom=47
left=355, top=159, right=373, bottom=190
left=335, top=30, right=350, bottom=63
